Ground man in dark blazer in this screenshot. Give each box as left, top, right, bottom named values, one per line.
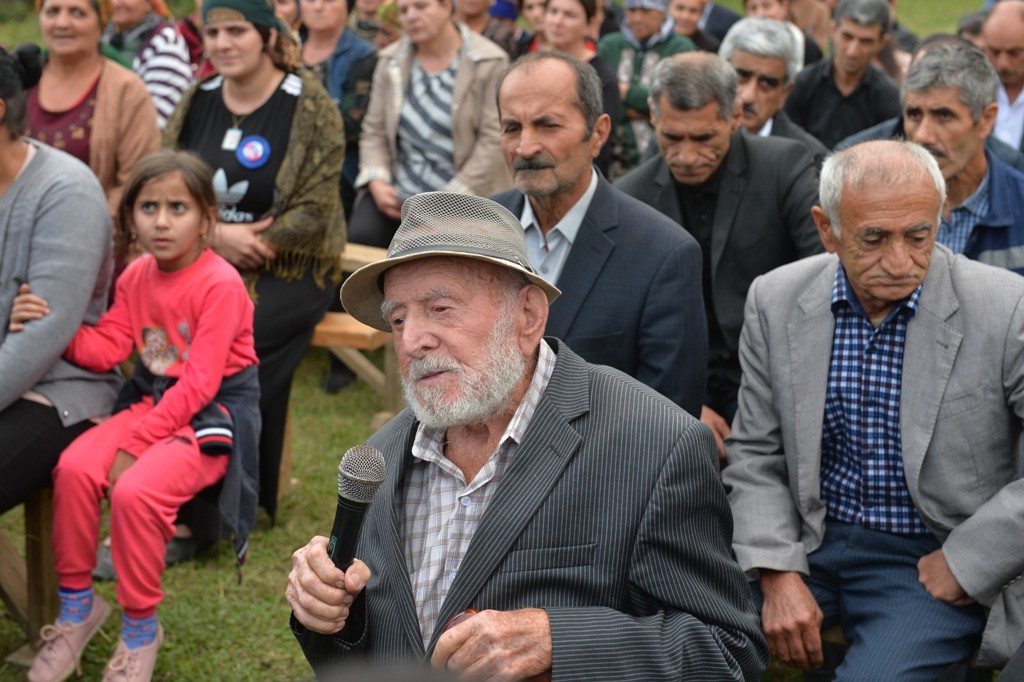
left=616, top=51, right=821, bottom=459
left=491, top=52, right=707, bottom=417
left=286, top=191, right=768, bottom=680
left=699, top=0, right=740, bottom=40
left=719, top=16, right=829, bottom=170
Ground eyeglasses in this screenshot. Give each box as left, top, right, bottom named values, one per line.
left=734, top=67, right=783, bottom=91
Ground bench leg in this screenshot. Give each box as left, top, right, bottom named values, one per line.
left=24, top=488, right=58, bottom=636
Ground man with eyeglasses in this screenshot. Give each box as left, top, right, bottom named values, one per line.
left=719, top=16, right=828, bottom=170
left=616, top=51, right=822, bottom=462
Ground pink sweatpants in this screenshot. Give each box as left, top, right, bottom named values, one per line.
left=52, top=399, right=228, bottom=613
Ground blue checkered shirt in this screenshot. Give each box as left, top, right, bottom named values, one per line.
left=937, top=167, right=991, bottom=255
left=820, top=267, right=930, bottom=535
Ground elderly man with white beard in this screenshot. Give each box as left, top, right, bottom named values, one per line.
left=285, top=191, right=767, bottom=681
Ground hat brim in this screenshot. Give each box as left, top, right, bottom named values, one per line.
left=341, top=250, right=561, bottom=332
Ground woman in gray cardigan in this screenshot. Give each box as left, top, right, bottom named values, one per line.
left=0, top=46, right=121, bottom=513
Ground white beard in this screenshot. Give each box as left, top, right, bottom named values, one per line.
left=401, top=309, right=527, bottom=430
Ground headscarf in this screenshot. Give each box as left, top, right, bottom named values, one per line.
left=203, top=0, right=284, bottom=30
left=35, top=0, right=113, bottom=27
left=375, top=0, right=399, bottom=30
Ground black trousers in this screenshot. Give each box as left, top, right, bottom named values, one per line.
left=0, top=399, right=94, bottom=514
left=347, top=191, right=402, bottom=248
left=253, top=269, right=335, bottom=518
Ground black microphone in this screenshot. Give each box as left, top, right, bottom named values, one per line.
left=327, top=445, right=387, bottom=569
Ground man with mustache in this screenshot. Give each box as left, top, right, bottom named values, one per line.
left=901, top=41, right=1024, bottom=276
left=724, top=139, right=1024, bottom=678
left=616, top=51, right=821, bottom=461
left=285, top=191, right=768, bottom=680
left=490, top=52, right=708, bottom=418
left=718, top=16, right=828, bottom=170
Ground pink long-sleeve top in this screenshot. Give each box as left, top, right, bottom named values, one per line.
left=65, top=248, right=258, bottom=456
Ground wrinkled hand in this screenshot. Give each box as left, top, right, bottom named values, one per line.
left=8, top=283, right=50, bottom=332
left=431, top=608, right=552, bottom=681
left=210, top=218, right=277, bottom=270
left=368, top=180, right=402, bottom=220
left=700, top=405, right=731, bottom=464
left=759, top=570, right=824, bottom=670
left=286, top=536, right=370, bottom=634
left=107, top=449, right=137, bottom=492
left=918, top=549, right=974, bottom=606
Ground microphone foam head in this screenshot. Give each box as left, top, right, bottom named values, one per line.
left=338, top=445, right=387, bottom=504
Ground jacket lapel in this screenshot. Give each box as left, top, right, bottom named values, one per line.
left=899, top=250, right=962, bottom=503
left=373, top=421, right=426, bottom=652
left=710, top=132, right=748, bottom=280
left=789, top=260, right=837, bottom=508
left=546, top=176, right=617, bottom=339
left=653, top=158, right=683, bottom=224
left=427, top=341, right=588, bottom=651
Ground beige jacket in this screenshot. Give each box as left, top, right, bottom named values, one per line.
left=90, top=59, right=161, bottom=217
left=356, top=23, right=513, bottom=197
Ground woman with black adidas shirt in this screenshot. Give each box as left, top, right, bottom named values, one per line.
left=164, top=0, right=345, bottom=518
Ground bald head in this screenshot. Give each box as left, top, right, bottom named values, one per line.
left=983, top=0, right=1024, bottom=95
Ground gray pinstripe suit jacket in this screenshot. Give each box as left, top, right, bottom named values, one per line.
left=293, top=339, right=768, bottom=680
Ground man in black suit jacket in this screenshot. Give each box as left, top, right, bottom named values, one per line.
left=700, top=0, right=740, bottom=40
left=287, top=190, right=767, bottom=680
left=719, top=16, right=829, bottom=170
left=491, top=52, right=707, bottom=416
left=616, top=51, right=821, bottom=459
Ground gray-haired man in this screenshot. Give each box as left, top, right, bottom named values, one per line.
left=902, top=41, right=1024, bottom=275
left=287, top=191, right=767, bottom=680
left=724, top=138, right=1024, bottom=678
left=616, top=51, right=821, bottom=460
left=719, top=17, right=828, bottom=168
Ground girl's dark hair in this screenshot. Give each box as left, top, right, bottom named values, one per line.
left=117, top=150, right=218, bottom=259
left=0, top=44, right=43, bottom=137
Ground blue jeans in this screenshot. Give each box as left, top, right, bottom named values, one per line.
left=752, top=523, right=987, bottom=681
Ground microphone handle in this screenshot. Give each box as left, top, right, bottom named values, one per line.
left=327, top=496, right=370, bottom=570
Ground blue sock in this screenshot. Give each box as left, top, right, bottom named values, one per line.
left=121, top=613, right=159, bottom=650
left=57, top=587, right=94, bottom=625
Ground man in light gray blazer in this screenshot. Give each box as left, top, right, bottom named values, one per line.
left=723, top=139, right=1024, bottom=679
left=287, top=192, right=767, bottom=680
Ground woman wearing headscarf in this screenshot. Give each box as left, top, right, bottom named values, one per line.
left=164, top=0, right=345, bottom=517
left=25, top=0, right=160, bottom=221
left=101, top=0, right=194, bottom=126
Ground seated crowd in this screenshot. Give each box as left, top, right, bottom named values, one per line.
left=4, top=0, right=1024, bottom=679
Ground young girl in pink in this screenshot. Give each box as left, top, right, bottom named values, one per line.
left=21, top=150, right=260, bottom=682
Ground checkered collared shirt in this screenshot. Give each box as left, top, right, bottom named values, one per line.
left=820, top=267, right=930, bottom=536
left=402, top=340, right=556, bottom=648
left=938, top=166, right=991, bottom=256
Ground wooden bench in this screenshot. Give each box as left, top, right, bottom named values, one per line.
left=310, top=312, right=402, bottom=430
left=278, top=244, right=402, bottom=499
left=0, top=487, right=59, bottom=665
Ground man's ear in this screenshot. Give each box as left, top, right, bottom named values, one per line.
left=812, top=206, right=839, bottom=254
left=978, top=101, right=999, bottom=140
left=516, top=283, right=549, bottom=354
left=590, top=113, right=612, bottom=159
left=730, top=99, right=742, bottom=131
